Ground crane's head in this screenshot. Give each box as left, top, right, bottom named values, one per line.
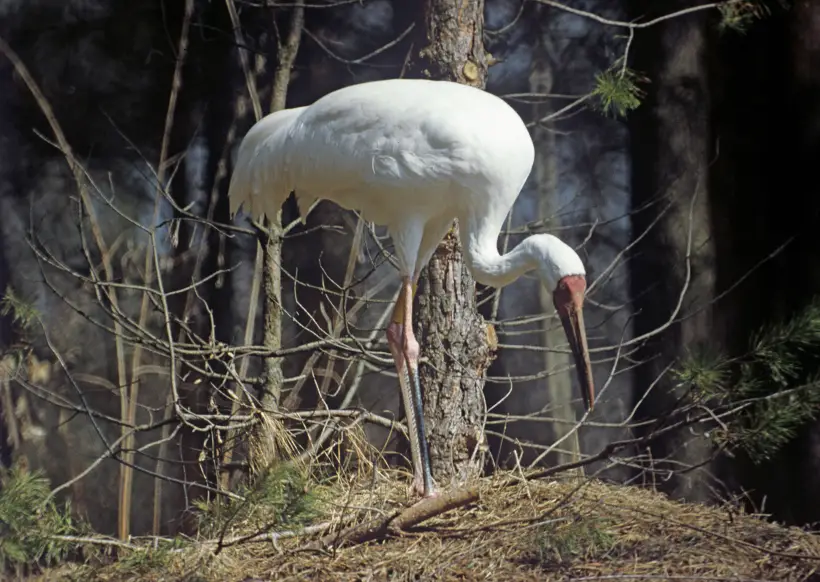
left=532, top=234, right=595, bottom=412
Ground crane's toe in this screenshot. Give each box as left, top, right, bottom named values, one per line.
left=411, top=475, right=439, bottom=499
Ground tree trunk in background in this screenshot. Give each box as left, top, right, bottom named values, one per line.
left=529, top=24, right=580, bottom=468
left=410, top=0, right=495, bottom=486
left=701, top=0, right=820, bottom=527
left=788, top=0, right=820, bottom=527
left=707, top=0, right=796, bottom=519
left=788, top=2, right=820, bottom=301
left=0, top=244, right=12, bottom=468
left=628, top=2, right=716, bottom=502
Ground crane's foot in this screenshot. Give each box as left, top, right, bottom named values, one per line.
left=412, top=475, right=440, bottom=499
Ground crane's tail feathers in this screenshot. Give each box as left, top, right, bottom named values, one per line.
left=227, top=107, right=306, bottom=223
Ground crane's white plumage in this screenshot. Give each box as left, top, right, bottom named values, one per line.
left=228, top=79, right=569, bottom=280
left=228, top=78, right=594, bottom=498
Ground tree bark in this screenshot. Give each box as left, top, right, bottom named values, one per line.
left=628, top=1, right=716, bottom=502
left=409, top=0, right=494, bottom=486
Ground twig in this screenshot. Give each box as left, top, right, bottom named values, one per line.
left=213, top=521, right=333, bottom=551
left=48, top=534, right=141, bottom=551
left=533, top=0, right=740, bottom=30
left=309, top=486, right=479, bottom=549
left=302, top=23, right=414, bottom=66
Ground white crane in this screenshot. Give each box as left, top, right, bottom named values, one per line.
left=228, top=78, right=595, bottom=499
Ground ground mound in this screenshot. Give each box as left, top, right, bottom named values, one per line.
left=31, top=472, right=820, bottom=582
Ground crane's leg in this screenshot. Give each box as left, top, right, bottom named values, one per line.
left=386, top=276, right=437, bottom=498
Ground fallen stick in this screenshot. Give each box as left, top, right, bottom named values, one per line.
left=310, top=486, right=480, bottom=549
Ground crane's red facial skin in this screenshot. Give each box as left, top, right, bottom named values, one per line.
left=553, top=275, right=595, bottom=411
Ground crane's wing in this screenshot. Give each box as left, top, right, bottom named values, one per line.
left=227, top=107, right=307, bottom=223
left=228, top=79, right=533, bottom=227
left=274, top=89, right=474, bottom=226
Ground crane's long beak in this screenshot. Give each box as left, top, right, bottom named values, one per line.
left=554, top=275, right=595, bottom=411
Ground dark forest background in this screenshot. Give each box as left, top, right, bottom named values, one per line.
left=1, top=0, right=819, bottom=541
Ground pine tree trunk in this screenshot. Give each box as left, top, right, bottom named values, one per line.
left=410, top=0, right=495, bottom=485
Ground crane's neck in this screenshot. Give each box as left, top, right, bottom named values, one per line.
left=460, top=211, right=584, bottom=290
left=462, top=227, right=540, bottom=289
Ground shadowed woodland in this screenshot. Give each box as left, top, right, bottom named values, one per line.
left=1, top=0, right=820, bottom=578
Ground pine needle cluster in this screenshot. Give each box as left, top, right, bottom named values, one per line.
left=718, top=1, right=778, bottom=34
left=0, top=289, right=38, bottom=330
left=591, top=64, right=648, bottom=118
left=0, top=465, right=79, bottom=573
left=676, top=300, right=820, bottom=463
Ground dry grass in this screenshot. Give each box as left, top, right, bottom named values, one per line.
left=31, top=469, right=820, bottom=582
